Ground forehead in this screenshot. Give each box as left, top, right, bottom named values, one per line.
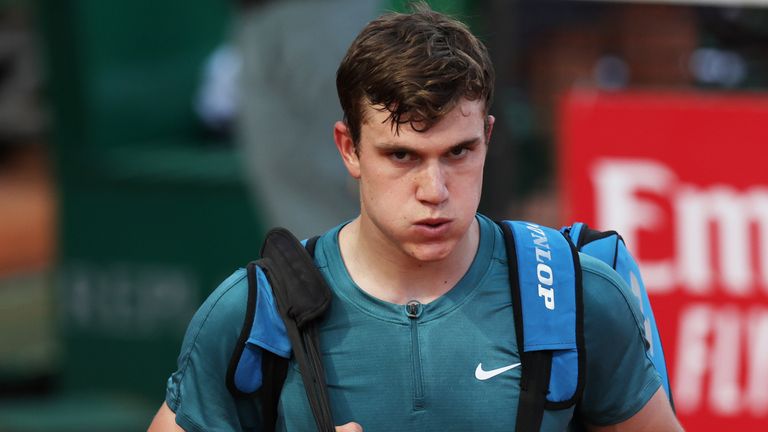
left=360, top=98, right=486, bottom=144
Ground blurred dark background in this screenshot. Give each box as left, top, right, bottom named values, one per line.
left=0, top=0, right=766, bottom=430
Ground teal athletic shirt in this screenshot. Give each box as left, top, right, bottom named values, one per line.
left=165, top=214, right=661, bottom=431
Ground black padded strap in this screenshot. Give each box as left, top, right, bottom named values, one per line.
left=498, top=222, right=526, bottom=364
left=226, top=261, right=261, bottom=398
left=260, top=228, right=334, bottom=432
left=516, top=350, right=553, bottom=432
left=249, top=233, right=324, bottom=432
left=260, top=349, right=289, bottom=431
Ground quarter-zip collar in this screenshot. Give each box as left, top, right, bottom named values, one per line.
left=315, top=214, right=497, bottom=324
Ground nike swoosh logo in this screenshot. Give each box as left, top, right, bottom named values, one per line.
left=474, top=362, right=522, bottom=380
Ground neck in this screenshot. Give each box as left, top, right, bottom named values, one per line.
left=338, top=216, right=480, bottom=305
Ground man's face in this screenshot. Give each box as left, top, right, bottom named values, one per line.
left=335, top=98, right=493, bottom=263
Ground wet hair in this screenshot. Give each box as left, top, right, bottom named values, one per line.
left=336, top=1, right=494, bottom=145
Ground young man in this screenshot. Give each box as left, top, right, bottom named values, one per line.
left=150, top=4, right=682, bottom=431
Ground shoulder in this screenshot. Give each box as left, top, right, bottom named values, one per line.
left=171, top=268, right=250, bottom=378
left=577, top=253, right=662, bottom=424
left=185, top=269, right=250, bottom=340
left=577, top=252, right=651, bottom=371
left=205, top=268, right=249, bottom=310
left=578, top=253, right=646, bottom=330
left=166, top=268, right=258, bottom=430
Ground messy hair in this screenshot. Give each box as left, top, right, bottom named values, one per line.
left=336, top=2, right=495, bottom=145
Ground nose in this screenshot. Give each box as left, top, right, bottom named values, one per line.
left=415, top=161, right=449, bottom=205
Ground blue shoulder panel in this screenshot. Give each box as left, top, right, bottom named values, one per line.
left=580, top=235, right=618, bottom=268
left=566, top=222, right=585, bottom=249
left=248, top=266, right=291, bottom=357
left=233, top=265, right=292, bottom=394
left=562, top=223, right=673, bottom=404
left=504, top=221, right=579, bottom=403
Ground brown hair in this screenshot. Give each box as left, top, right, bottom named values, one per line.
left=336, top=2, right=495, bottom=145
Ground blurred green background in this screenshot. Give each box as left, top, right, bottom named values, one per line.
left=1, top=0, right=767, bottom=430
left=3, top=0, right=264, bottom=430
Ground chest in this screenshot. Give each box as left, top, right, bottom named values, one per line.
left=276, top=289, right=574, bottom=431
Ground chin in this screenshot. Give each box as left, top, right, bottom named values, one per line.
left=406, top=242, right=456, bottom=262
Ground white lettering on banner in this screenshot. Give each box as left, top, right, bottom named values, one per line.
left=674, top=304, right=768, bottom=416
left=674, top=305, right=710, bottom=413
left=747, top=309, right=768, bottom=417
left=526, top=223, right=555, bottom=310
left=591, top=158, right=768, bottom=295
left=676, top=186, right=768, bottom=296
left=591, top=158, right=768, bottom=418
left=591, top=159, right=677, bottom=293
left=709, top=307, right=741, bottom=415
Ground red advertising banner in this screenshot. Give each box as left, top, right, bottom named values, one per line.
left=559, top=90, right=768, bottom=431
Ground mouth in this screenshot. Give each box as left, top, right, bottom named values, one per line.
left=413, top=218, right=452, bottom=235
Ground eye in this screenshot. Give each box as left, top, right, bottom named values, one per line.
left=448, top=146, right=469, bottom=159
left=389, top=150, right=415, bottom=162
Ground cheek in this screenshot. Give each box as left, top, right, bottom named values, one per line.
left=475, top=165, right=485, bottom=194
left=363, top=163, right=409, bottom=194
left=361, top=170, right=400, bottom=209
left=454, top=161, right=485, bottom=196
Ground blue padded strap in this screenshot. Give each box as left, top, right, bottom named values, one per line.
left=563, top=223, right=674, bottom=407
left=248, top=265, right=291, bottom=357
left=504, top=221, right=580, bottom=404
left=233, top=344, right=263, bottom=394
left=548, top=350, right=579, bottom=404
left=233, top=265, right=292, bottom=394
left=566, top=222, right=585, bottom=248
left=508, top=221, right=577, bottom=351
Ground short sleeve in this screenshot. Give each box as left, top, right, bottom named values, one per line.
left=165, top=269, right=262, bottom=431
left=578, top=254, right=662, bottom=426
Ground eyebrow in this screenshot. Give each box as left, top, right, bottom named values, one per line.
left=448, top=137, right=483, bottom=152
left=374, top=137, right=483, bottom=152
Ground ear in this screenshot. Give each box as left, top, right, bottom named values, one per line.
left=485, top=115, right=495, bottom=145
left=334, top=121, right=361, bottom=179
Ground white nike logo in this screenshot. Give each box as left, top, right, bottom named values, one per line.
left=474, top=362, right=522, bottom=381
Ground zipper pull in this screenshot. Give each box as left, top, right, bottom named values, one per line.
left=406, top=300, right=422, bottom=319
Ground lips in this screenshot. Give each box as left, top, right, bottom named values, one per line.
left=415, top=218, right=450, bottom=227
left=413, top=218, right=452, bottom=237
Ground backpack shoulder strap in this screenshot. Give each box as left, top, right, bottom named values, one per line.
left=225, top=261, right=265, bottom=397
left=226, top=229, right=332, bottom=432
left=562, top=222, right=674, bottom=409
left=498, top=221, right=585, bottom=432
left=260, top=228, right=334, bottom=432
